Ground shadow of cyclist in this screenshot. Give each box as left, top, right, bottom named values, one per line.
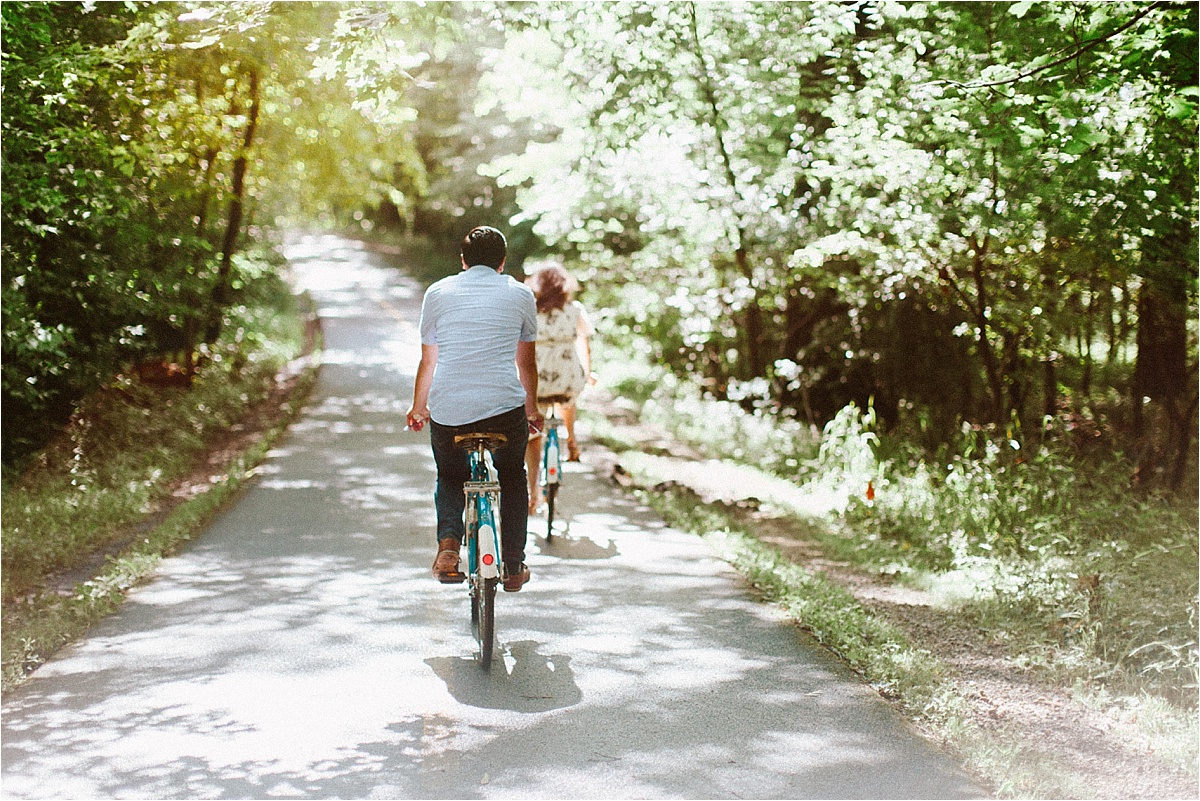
left=425, top=640, right=582, bottom=712
left=532, top=532, right=619, bottom=560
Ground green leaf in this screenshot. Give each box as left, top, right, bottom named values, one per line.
left=180, top=34, right=220, bottom=50
left=1009, top=1, right=1035, bottom=19
left=1062, top=123, right=1107, bottom=155
left=1165, top=95, right=1196, bottom=120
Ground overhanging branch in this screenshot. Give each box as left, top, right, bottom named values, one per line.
left=933, top=1, right=1168, bottom=91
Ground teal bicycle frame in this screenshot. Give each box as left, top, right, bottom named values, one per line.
left=456, top=433, right=505, bottom=668
left=464, top=446, right=502, bottom=581
left=539, top=401, right=565, bottom=537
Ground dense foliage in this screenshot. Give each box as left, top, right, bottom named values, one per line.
left=3, top=1, right=1196, bottom=489
left=2, top=262, right=308, bottom=604
left=483, top=1, right=1198, bottom=489
left=1, top=1, right=441, bottom=463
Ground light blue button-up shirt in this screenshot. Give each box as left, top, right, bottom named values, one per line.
left=419, top=265, right=538, bottom=426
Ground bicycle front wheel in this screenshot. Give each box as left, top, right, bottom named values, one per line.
left=472, top=577, right=497, bottom=668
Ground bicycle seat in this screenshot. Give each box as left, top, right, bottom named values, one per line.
left=453, top=432, right=508, bottom=451
left=539, top=394, right=574, bottom=405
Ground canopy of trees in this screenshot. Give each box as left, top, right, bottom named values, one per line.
left=3, top=1, right=1196, bottom=488
left=2, top=1, right=443, bottom=459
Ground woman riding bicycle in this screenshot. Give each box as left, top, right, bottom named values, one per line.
left=523, top=264, right=595, bottom=513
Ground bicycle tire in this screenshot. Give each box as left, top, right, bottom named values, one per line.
left=468, top=522, right=480, bottom=628
left=475, top=577, right=497, bottom=668
left=545, top=483, right=558, bottom=538
left=470, top=577, right=480, bottom=627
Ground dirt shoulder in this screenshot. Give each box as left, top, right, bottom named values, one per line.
left=581, top=389, right=1198, bottom=801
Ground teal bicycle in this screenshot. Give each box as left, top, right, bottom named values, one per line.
left=538, top=395, right=571, bottom=538
left=454, top=432, right=506, bottom=668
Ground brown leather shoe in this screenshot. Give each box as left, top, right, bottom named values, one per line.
left=502, top=562, right=530, bottom=592
left=433, top=538, right=466, bottom=584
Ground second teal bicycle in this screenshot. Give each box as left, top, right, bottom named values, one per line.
left=535, top=395, right=572, bottom=538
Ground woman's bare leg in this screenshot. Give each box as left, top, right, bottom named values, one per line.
left=525, top=435, right=541, bottom=513
left=564, top=401, right=581, bottom=460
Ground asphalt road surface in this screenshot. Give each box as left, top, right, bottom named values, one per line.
left=1, top=235, right=984, bottom=800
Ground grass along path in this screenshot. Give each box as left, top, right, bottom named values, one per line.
left=2, top=277, right=321, bottom=691
left=582, top=390, right=1198, bottom=800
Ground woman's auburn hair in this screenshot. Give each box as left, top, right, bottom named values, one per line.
left=529, top=265, right=575, bottom=313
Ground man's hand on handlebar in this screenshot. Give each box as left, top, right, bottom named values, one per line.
left=406, top=406, right=430, bottom=432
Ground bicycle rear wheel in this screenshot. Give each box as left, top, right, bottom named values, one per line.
left=472, top=577, right=497, bottom=668
left=545, top=483, right=558, bottom=538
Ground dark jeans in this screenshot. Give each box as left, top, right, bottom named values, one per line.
left=430, top=406, right=529, bottom=568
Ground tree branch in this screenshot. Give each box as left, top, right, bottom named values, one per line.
left=935, top=1, right=1168, bottom=90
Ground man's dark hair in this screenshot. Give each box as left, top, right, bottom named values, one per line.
left=461, top=226, right=507, bottom=269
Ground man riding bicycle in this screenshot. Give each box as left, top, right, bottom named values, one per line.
left=406, top=226, right=543, bottom=592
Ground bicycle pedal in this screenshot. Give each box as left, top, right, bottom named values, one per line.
left=436, top=570, right=467, bottom=584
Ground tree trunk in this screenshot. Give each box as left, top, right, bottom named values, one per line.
left=735, top=247, right=765, bottom=378
left=207, top=66, right=261, bottom=344
left=968, top=238, right=1006, bottom=423
left=1131, top=282, right=1190, bottom=487
left=192, top=77, right=219, bottom=243
left=1043, top=356, right=1057, bottom=422
left=1080, top=280, right=1098, bottom=399
left=686, top=2, right=765, bottom=377
left=1132, top=285, right=1187, bottom=403
left=194, top=145, right=218, bottom=240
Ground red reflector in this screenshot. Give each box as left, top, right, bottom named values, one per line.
left=482, top=553, right=495, bottom=565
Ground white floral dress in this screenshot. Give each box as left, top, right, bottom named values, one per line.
left=536, top=301, right=593, bottom=402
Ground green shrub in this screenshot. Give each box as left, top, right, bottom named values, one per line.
left=840, top=426, right=1199, bottom=705
left=595, top=341, right=821, bottom=475
left=2, top=268, right=307, bottom=604
left=603, top=350, right=1199, bottom=708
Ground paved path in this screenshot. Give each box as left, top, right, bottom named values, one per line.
left=1, top=235, right=984, bottom=800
